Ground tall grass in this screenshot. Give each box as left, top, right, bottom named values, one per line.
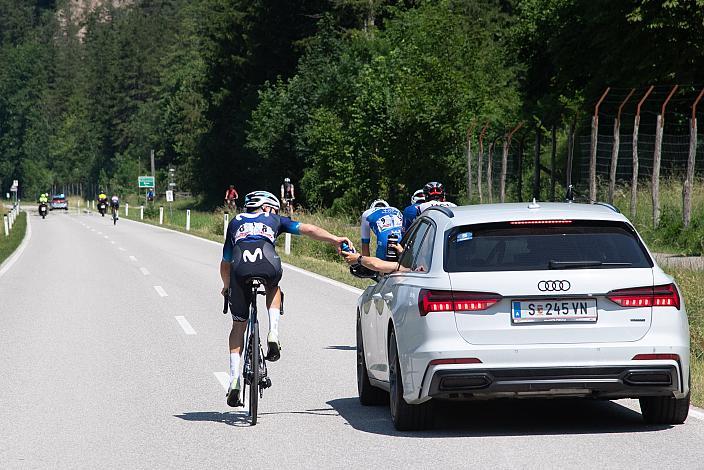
left=0, top=211, right=26, bottom=264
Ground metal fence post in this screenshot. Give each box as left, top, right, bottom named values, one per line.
left=477, top=123, right=489, bottom=203
left=466, top=122, right=476, bottom=202
left=652, top=85, right=679, bottom=228
left=500, top=122, right=523, bottom=203
left=684, top=88, right=704, bottom=227
left=186, top=209, right=191, bottom=231
left=631, top=86, right=654, bottom=218
left=609, top=89, right=636, bottom=205
left=487, top=137, right=498, bottom=203
left=533, top=128, right=542, bottom=201
left=590, top=88, right=611, bottom=202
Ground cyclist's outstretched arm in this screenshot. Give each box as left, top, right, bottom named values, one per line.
left=297, top=223, right=353, bottom=254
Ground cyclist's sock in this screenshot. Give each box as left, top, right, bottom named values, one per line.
left=229, top=352, right=241, bottom=382
left=268, top=308, right=280, bottom=333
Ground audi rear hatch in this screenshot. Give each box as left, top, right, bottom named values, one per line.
left=443, top=219, right=655, bottom=345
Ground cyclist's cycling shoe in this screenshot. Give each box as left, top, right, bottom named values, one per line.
left=265, top=331, right=281, bottom=362
left=226, top=376, right=243, bottom=407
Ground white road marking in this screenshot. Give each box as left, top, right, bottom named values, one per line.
left=214, top=372, right=231, bottom=391
left=689, top=406, right=704, bottom=421
left=175, top=316, right=196, bottom=335
left=110, top=241, right=115, bottom=244
left=91, top=229, right=95, bottom=232
left=104, top=235, right=109, bottom=239
left=129, top=255, right=138, bottom=262
left=139, top=267, right=150, bottom=276
left=0, top=212, right=32, bottom=280
left=153, top=285, right=168, bottom=297
left=118, top=247, right=126, bottom=251
left=97, top=231, right=102, bottom=235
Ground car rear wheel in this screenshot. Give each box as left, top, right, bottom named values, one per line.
left=357, top=313, right=388, bottom=406
left=389, top=329, right=433, bottom=431
left=640, top=393, right=690, bottom=425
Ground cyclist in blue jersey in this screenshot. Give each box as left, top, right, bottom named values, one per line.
left=403, top=181, right=456, bottom=231
left=401, top=189, right=426, bottom=233
left=360, top=199, right=403, bottom=261
left=220, top=190, right=353, bottom=406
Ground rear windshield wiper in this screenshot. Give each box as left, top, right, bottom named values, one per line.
left=548, top=260, right=633, bottom=269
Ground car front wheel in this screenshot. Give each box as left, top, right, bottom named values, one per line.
left=357, top=313, right=388, bottom=406
left=388, top=328, right=433, bottom=431
left=640, top=393, right=690, bottom=425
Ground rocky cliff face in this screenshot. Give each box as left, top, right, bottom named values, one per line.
left=58, top=0, right=132, bottom=36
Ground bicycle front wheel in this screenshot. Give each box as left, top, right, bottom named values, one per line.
left=248, top=323, right=259, bottom=425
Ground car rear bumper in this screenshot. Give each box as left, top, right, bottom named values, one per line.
left=426, top=365, right=680, bottom=400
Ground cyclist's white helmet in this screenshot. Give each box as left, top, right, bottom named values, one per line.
left=244, top=191, right=280, bottom=210
left=411, top=189, right=425, bottom=204
left=369, top=199, right=389, bottom=210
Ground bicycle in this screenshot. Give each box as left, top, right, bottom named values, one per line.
left=223, top=278, right=272, bottom=425
left=111, top=206, right=118, bottom=225
left=283, top=197, right=295, bottom=217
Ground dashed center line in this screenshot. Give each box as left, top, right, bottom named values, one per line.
left=139, top=267, right=150, bottom=276
left=104, top=235, right=109, bottom=239
left=118, top=247, right=127, bottom=251
left=129, top=256, right=138, bottom=262
left=213, top=372, right=230, bottom=391
left=175, top=316, right=196, bottom=335
left=153, top=285, right=168, bottom=297
left=110, top=241, right=116, bottom=245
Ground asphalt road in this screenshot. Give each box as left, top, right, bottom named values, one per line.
left=3, top=208, right=704, bottom=469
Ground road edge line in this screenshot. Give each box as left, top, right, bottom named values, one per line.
left=0, top=211, right=32, bottom=280
left=689, top=405, right=704, bottom=421
left=120, top=216, right=364, bottom=295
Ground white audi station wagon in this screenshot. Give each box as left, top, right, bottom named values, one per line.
left=355, top=202, right=690, bottom=431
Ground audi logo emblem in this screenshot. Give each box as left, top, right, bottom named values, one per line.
left=538, top=280, right=571, bottom=291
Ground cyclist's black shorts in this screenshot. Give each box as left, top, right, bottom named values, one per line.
left=228, top=239, right=282, bottom=322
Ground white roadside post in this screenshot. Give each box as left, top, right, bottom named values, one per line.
left=140, top=206, right=144, bottom=220
left=125, top=203, right=129, bottom=217
left=223, top=213, right=229, bottom=240
left=8, top=209, right=13, bottom=230
left=186, top=209, right=191, bottom=231
left=159, top=206, right=164, bottom=225
left=3, top=215, right=8, bottom=236
left=285, top=233, right=291, bottom=255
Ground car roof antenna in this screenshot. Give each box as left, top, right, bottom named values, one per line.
left=528, top=198, right=540, bottom=209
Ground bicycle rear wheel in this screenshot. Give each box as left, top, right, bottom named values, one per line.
left=248, top=323, right=259, bottom=425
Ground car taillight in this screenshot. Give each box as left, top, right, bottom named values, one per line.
left=607, top=283, right=680, bottom=309
left=418, top=289, right=502, bottom=316
left=632, top=353, right=680, bottom=361
left=509, top=219, right=572, bottom=225
left=429, top=358, right=482, bottom=365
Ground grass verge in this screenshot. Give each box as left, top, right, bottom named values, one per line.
left=0, top=212, right=27, bottom=265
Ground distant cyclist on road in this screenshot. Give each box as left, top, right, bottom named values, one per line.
left=220, top=190, right=353, bottom=407
left=360, top=199, right=403, bottom=261
left=110, top=195, right=120, bottom=220
left=403, top=182, right=456, bottom=231
left=280, top=178, right=295, bottom=216
left=224, top=185, right=239, bottom=211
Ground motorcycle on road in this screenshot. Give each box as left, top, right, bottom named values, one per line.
left=38, top=203, right=48, bottom=219
left=98, top=201, right=107, bottom=217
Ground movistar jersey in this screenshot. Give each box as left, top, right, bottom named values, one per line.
left=222, top=212, right=301, bottom=262
left=403, top=200, right=457, bottom=232
left=360, top=206, right=403, bottom=260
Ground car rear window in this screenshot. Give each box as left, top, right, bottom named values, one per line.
left=445, top=220, right=652, bottom=272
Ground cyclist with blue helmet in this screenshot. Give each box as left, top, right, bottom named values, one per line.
left=220, top=190, right=353, bottom=407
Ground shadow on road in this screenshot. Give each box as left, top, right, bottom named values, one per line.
left=327, top=397, right=672, bottom=437
left=173, top=411, right=252, bottom=427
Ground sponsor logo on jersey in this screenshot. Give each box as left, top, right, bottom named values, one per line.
left=242, top=248, right=264, bottom=263
left=235, top=222, right=275, bottom=243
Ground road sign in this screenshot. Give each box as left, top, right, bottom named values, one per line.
left=165, top=190, right=174, bottom=202
left=138, top=176, right=155, bottom=188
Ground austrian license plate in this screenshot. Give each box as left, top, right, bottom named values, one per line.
left=511, top=299, right=597, bottom=323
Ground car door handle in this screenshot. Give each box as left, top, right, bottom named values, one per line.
left=372, top=293, right=383, bottom=300
left=383, top=292, right=394, bottom=301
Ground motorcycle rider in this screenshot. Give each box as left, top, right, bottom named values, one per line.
left=38, top=192, right=48, bottom=204
left=97, top=191, right=109, bottom=216
left=360, top=199, right=403, bottom=261
left=220, top=190, right=353, bottom=407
